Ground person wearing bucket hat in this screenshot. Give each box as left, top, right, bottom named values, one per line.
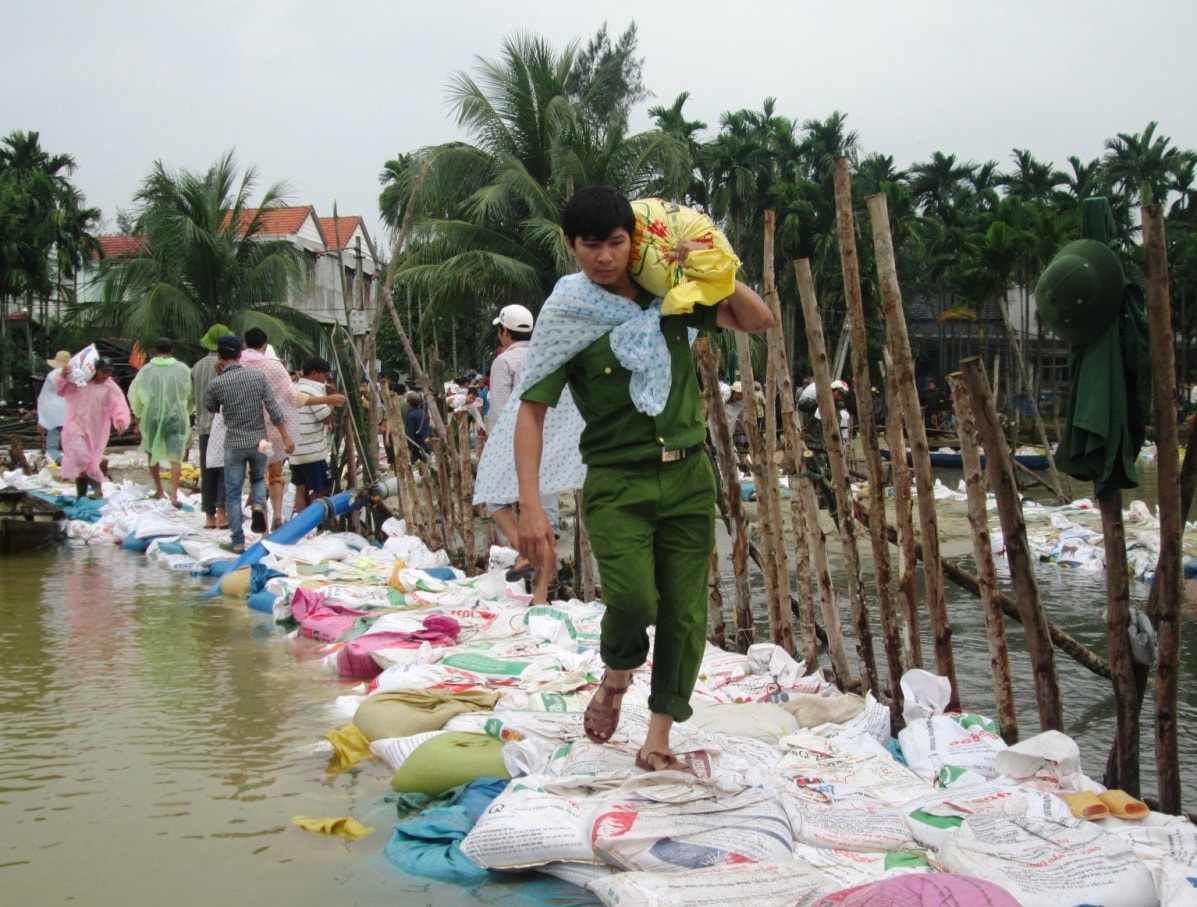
left=37, top=351, right=72, bottom=464
left=55, top=347, right=132, bottom=499
left=192, top=324, right=231, bottom=528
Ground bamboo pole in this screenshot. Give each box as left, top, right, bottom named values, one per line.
left=884, top=362, right=922, bottom=669
left=867, top=193, right=957, bottom=706
left=949, top=372, right=1018, bottom=744
left=997, top=297, right=1069, bottom=502
left=959, top=356, right=1063, bottom=731
left=761, top=212, right=796, bottom=655
left=696, top=338, right=754, bottom=651
left=1142, top=204, right=1182, bottom=813
left=794, top=259, right=877, bottom=696
left=834, top=158, right=901, bottom=715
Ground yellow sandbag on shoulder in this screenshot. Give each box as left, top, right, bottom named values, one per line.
left=629, top=197, right=740, bottom=315
left=1099, top=789, right=1149, bottom=818
left=1058, top=790, right=1110, bottom=820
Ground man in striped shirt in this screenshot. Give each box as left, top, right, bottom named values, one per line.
left=291, top=357, right=346, bottom=512
left=204, top=335, right=294, bottom=553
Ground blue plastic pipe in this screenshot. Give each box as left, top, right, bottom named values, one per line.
left=201, top=484, right=380, bottom=597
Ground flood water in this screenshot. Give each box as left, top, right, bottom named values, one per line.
left=1, top=458, right=1194, bottom=904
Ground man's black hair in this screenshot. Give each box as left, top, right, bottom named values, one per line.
left=302, top=356, right=331, bottom=376
left=562, top=186, right=635, bottom=242
left=154, top=337, right=173, bottom=354
left=507, top=328, right=533, bottom=343
left=393, top=382, right=407, bottom=394
left=245, top=327, right=268, bottom=350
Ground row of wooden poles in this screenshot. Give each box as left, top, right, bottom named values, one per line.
left=346, top=159, right=1188, bottom=814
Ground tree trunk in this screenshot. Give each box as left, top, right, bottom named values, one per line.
left=884, top=360, right=922, bottom=670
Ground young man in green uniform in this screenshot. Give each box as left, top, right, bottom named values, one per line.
left=514, top=187, right=772, bottom=771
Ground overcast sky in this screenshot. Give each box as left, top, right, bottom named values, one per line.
left=4, top=0, right=1196, bottom=246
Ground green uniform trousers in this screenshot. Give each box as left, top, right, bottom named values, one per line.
left=582, top=450, right=716, bottom=722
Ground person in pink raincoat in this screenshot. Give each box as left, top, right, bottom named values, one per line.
left=56, top=356, right=132, bottom=499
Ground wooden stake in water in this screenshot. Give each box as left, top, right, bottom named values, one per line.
left=834, top=157, right=901, bottom=717
left=949, top=371, right=1018, bottom=744
left=867, top=193, right=957, bottom=708
left=794, top=258, right=878, bottom=697
left=960, top=356, right=1063, bottom=731
left=1142, top=203, right=1182, bottom=813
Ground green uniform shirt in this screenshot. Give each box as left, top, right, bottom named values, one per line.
left=521, top=289, right=718, bottom=466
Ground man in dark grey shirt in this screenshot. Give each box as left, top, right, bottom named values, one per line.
left=205, top=335, right=294, bottom=552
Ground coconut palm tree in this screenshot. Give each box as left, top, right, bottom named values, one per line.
left=382, top=29, right=690, bottom=363
left=1103, top=121, right=1197, bottom=209
left=83, top=150, right=315, bottom=356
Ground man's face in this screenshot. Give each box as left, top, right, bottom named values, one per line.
left=94, top=368, right=112, bottom=384
left=566, top=228, right=634, bottom=293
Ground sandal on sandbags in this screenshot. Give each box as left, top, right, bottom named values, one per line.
left=635, top=750, right=679, bottom=772
left=583, top=674, right=631, bottom=744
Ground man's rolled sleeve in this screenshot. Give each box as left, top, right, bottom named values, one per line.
left=520, top=364, right=568, bottom=408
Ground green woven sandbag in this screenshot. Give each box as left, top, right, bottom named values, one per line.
left=1035, top=239, right=1124, bottom=345
left=390, top=732, right=510, bottom=796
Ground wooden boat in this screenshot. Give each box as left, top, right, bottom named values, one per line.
left=0, top=488, right=66, bottom=553
left=880, top=448, right=1050, bottom=470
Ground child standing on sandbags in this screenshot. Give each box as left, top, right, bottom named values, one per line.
left=513, top=187, right=772, bottom=771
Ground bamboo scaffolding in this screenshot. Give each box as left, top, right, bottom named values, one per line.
left=696, top=337, right=754, bottom=652
left=794, top=259, right=877, bottom=696
left=834, top=158, right=900, bottom=715
left=949, top=372, right=1018, bottom=744
left=960, top=356, right=1063, bottom=731
left=867, top=193, right=957, bottom=706
left=1142, top=204, right=1182, bottom=813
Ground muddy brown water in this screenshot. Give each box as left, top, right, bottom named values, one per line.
left=1, top=457, right=1194, bottom=904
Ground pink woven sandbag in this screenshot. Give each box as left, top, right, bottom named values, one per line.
left=812, top=874, right=1020, bottom=907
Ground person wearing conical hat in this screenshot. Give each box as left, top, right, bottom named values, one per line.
left=192, top=324, right=230, bottom=529
left=37, top=350, right=71, bottom=465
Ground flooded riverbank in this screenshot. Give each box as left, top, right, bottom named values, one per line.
left=1, top=456, right=1194, bottom=904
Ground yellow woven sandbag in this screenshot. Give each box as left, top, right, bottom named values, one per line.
left=629, top=198, right=740, bottom=315
left=219, top=566, right=252, bottom=598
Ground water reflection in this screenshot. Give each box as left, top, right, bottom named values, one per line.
left=0, top=545, right=570, bottom=905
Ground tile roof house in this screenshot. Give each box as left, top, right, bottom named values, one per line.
left=84, top=205, right=381, bottom=330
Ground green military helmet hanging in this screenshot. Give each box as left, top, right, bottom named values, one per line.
left=1034, top=239, right=1124, bottom=346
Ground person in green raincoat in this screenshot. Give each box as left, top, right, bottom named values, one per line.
left=127, top=337, right=193, bottom=506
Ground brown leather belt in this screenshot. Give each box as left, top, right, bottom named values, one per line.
left=661, top=443, right=705, bottom=463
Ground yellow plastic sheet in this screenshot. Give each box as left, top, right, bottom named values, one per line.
left=325, top=721, right=373, bottom=773
left=629, top=198, right=740, bottom=315
left=291, top=815, right=374, bottom=840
